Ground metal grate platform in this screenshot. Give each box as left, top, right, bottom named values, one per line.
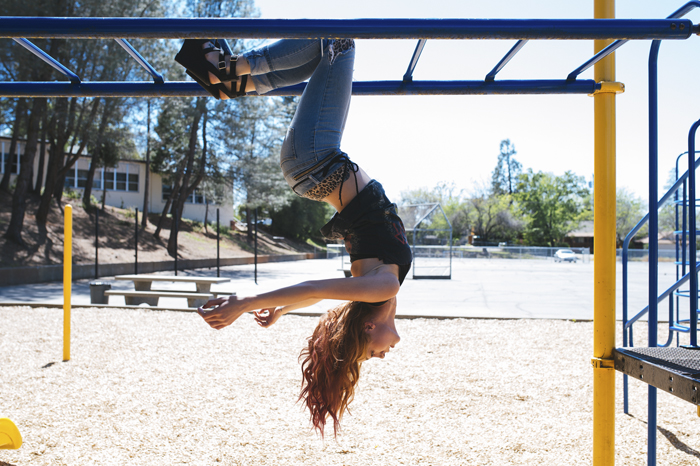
left=614, top=347, right=700, bottom=405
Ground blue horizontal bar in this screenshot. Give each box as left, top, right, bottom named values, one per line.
left=0, top=79, right=598, bottom=98
left=0, top=17, right=694, bottom=40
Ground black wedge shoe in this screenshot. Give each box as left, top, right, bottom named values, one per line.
left=175, top=39, right=248, bottom=100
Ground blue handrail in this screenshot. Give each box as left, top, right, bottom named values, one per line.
left=620, top=4, right=700, bottom=463
left=621, top=151, right=700, bottom=344
left=688, top=120, right=700, bottom=345
left=625, top=263, right=700, bottom=331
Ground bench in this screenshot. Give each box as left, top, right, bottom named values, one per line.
left=109, top=274, right=235, bottom=308
left=104, top=290, right=214, bottom=308
left=114, top=274, right=230, bottom=293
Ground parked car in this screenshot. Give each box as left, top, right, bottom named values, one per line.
left=554, top=249, right=577, bottom=263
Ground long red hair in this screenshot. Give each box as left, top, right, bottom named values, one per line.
left=298, top=301, right=376, bottom=437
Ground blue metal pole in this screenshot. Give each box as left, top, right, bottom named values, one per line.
left=486, top=40, right=528, bottom=81
left=568, top=39, right=627, bottom=81
left=688, top=120, right=700, bottom=347
left=114, top=39, right=164, bottom=84
left=648, top=38, right=661, bottom=466
left=622, top=234, right=629, bottom=414
left=649, top=41, right=660, bottom=347
left=12, top=38, right=81, bottom=83
left=0, top=79, right=600, bottom=98
left=403, top=39, right=427, bottom=82
left=675, top=153, right=685, bottom=346
left=0, top=17, right=694, bottom=40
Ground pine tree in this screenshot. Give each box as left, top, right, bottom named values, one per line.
left=491, top=139, right=522, bottom=195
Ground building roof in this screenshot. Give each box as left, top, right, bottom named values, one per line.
left=566, top=220, right=594, bottom=238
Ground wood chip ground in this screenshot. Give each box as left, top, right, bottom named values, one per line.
left=1, top=306, right=699, bottom=465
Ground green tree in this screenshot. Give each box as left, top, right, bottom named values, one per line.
left=616, top=188, right=647, bottom=246
left=515, top=170, right=590, bottom=246
left=0, top=0, right=173, bottom=245
left=219, top=96, right=297, bottom=238
left=269, top=197, right=334, bottom=243
left=491, top=139, right=522, bottom=195
left=467, top=189, right=523, bottom=244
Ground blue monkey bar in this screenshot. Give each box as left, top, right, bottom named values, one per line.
left=0, top=17, right=695, bottom=40
left=0, top=80, right=600, bottom=98
left=2, top=16, right=696, bottom=98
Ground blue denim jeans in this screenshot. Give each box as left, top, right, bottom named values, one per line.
left=243, top=39, right=355, bottom=197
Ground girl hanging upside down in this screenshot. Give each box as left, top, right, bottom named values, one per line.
left=175, top=38, right=412, bottom=437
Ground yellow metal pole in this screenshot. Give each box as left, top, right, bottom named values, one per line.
left=593, top=0, right=616, bottom=464
left=63, top=204, right=72, bottom=362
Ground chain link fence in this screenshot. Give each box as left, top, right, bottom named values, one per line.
left=618, top=249, right=680, bottom=261
left=327, top=244, right=592, bottom=269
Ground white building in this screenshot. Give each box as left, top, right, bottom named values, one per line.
left=1, top=137, right=234, bottom=226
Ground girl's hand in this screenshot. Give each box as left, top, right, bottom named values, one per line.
left=197, top=295, right=248, bottom=330
left=254, top=307, right=284, bottom=328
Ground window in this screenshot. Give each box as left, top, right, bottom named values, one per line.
left=192, top=191, right=205, bottom=204
left=1, top=141, right=20, bottom=175
left=162, top=185, right=206, bottom=204
left=85, top=164, right=139, bottom=192
left=65, top=170, right=76, bottom=188
left=116, top=172, right=127, bottom=191
left=93, top=169, right=103, bottom=190
left=104, top=170, right=114, bottom=190
left=128, top=172, right=139, bottom=192
left=77, top=169, right=89, bottom=188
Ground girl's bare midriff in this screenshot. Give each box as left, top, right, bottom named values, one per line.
left=321, top=166, right=401, bottom=282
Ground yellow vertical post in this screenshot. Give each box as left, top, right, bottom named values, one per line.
left=593, top=0, right=616, bottom=464
left=63, top=204, right=72, bottom=362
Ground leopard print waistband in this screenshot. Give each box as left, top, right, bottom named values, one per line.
left=302, top=165, right=350, bottom=201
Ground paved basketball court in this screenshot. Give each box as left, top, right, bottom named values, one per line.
left=0, top=257, right=676, bottom=321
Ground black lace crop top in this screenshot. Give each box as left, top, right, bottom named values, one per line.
left=320, top=180, right=412, bottom=285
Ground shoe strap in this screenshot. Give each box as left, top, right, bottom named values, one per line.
left=217, top=52, right=239, bottom=82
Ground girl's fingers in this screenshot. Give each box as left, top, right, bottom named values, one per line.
left=198, top=298, right=226, bottom=314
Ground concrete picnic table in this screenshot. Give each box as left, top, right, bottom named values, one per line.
left=107, top=275, right=233, bottom=308
left=114, top=275, right=231, bottom=293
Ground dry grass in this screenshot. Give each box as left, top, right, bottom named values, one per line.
left=0, top=194, right=309, bottom=269
left=1, top=306, right=699, bottom=465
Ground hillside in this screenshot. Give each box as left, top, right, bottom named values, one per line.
left=0, top=191, right=316, bottom=269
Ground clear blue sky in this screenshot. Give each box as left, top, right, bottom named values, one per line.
left=251, top=0, right=700, bottom=204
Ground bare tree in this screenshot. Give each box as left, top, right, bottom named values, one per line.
left=5, top=98, right=46, bottom=245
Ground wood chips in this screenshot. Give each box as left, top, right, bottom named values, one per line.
left=1, top=306, right=699, bottom=465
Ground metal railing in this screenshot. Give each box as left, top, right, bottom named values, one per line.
left=619, top=5, right=700, bottom=461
